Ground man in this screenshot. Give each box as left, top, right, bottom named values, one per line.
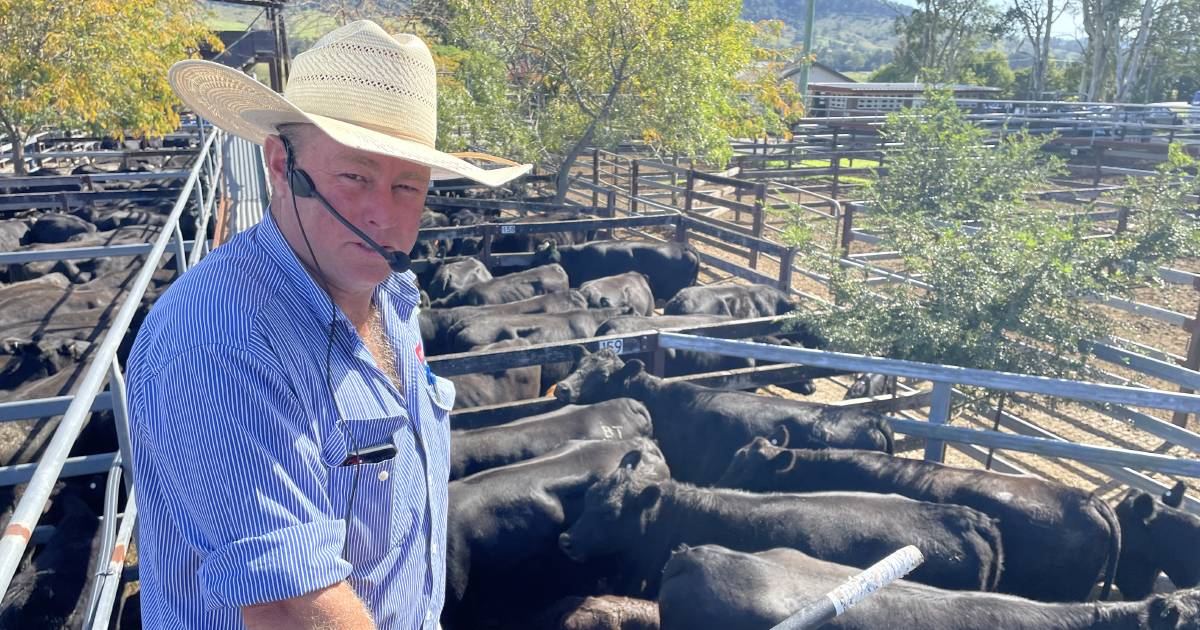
left=127, top=21, right=529, bottom=630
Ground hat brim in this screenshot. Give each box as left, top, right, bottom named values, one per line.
left=168, top=60, right=531, bottom=188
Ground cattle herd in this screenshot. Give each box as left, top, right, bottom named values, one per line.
left=0, top=156, right=1198, bottom=629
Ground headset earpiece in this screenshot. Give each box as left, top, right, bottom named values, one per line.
left=289, top=167, right=316, bottom=198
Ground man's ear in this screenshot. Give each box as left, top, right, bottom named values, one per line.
left=263, top=135, right=290, bottom=192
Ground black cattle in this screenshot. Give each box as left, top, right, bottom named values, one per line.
left=658, top=545, right=1200, bottom=630
left=844, top=372, right=898, bottom=398
left=663, top=284, right=794, bottom=318
left=450, top=398, right=653, bottom=479
left=523, top=595, right=659, bottom=630
left=0, top=220, right=29, bottom=252
left=558, top=467, right=1003, bottom=597
left=421, top=290, right=589, bottom=355
left=432, top=263, right=569, bottom=308
left=29, top=214, right=97, bottom=244
left=444, top=438, right=670, bottom=630
left=1115, top=486, right=1200, bottom=600
left=446, top=339, right=541, bottom=409
left=553, top=349, right=892, bottom=484
left=579, top=272, right=654, bottom=316
left=532, top=241, right=699, bottom=300
left=716, top=438, right=1121, bottom=602
left=446, top=307, right=630, bottom=389
left=426, top=257, right=493, bottom=300
left=593, top=314, right=820, bottom=394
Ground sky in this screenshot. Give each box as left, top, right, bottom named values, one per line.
left=888, top=0, right=1085, bottom=38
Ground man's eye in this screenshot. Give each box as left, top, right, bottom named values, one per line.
left=395, top=184, right=420, bottom=193
left=341, top=173, right=366, bottom=182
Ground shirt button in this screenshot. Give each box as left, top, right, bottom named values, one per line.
left=431, top=542, right=438, bottom=555
left=378, top=470, right=389, bottom=482
left=425, top=610, right=432, bottom=621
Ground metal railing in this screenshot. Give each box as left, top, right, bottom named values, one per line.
left=0, top=127, right=225, bottom=619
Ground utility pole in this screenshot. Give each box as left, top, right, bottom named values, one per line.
left=797, top=0, right=817, bottom=102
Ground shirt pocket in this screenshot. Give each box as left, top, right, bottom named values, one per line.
left=328, top=456, right=397, bottom=565
left=425, top=375, right=456, bottom=419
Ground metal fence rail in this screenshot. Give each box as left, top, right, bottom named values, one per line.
left=0, top=127, right=225, bottom=602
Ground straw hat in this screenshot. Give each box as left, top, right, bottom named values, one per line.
left=168, top=20, right=531, bottom=187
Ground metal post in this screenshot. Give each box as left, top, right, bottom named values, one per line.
left=770, top=546, right=924, bottom=630
left=839, top=203, right=855, bottom=257
left=671, top=154, right=680, bottom=208
left=1172, top=285, right=1200, bottom=428
left=750, top=183, right=766, bottom=269
left=630, top=160, right=639, bottom=214
left=924, top=382, right=953, bottom=462
left=173, top=223, right=188, bottom=275
left=831, top=128, right=842, bottom=199
left=107, top=359, right=134, bottom=495
left=605, top=189, right=616, bottom=239
left=779, top=246, right=797, bottom=292
left=592, top=148, right=600, bottom=208
left=684, top=170, right=695, bottom=215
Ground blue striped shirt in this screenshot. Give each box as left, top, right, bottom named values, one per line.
left=128, top=210, right=453, bottom=629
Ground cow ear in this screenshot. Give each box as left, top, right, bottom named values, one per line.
left=568, top=344, right=589, bottom=361
left=1162, top=481, right=1186, bottom=509
left=770, top=423, right=791, bottom=447
left=619, top=359, right=646, bottom=378
left=1133, top=492, right=1158, bottom=521
left=638, top=484, right=662, bottom=507
left=772, top=449, right=797, bottom=473
left=618, top=450, right=643, bottom=470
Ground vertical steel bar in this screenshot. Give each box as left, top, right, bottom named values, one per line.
left=630, top=160, right=639, bottom=214
left=173, top=223, right=188, bottom=275
left=924, top=382, right=953, bottom=462
left=108, top=358, right=134, bottom=495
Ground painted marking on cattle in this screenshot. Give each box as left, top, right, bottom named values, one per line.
left=598, top=339, right=624, bottom=354
left=600, top=425, right=624, bottom=440
left=500, top=225, right=516, bottom=234
left=2, top=524, right=30, bottom=543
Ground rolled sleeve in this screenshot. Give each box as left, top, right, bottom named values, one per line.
left=141, top=344, right=349, bottom=609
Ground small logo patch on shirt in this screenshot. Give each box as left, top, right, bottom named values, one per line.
left=415, top=343, right=426, bottom=364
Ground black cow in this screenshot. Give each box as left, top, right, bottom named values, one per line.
left=716, top=438, right=1121, bottom=602
left=533, top=241, right=699, bottom=300
left=658, top=545, right=1200, bottom=630
left=450, top=398, right=653, bottom=479
left=663, top=284, right=793, bottom=318
left=579, top=272, right=654, bottom=316
left=1115, top=486, right=1200, bottom=600
left=421, top=290, right=589, bottom=355
left=558, top=467, right=1003, bottom=597
left=446, top=307, right=630, bottom=389
left=553, top=349, right=892, bottom=484
left=29, top=214, right=96, bottom=244
left=523, top=595, right=659, bottom=630
left=426, top=257, right=493, bottom=300
left=446, top=339, right=541, bottom=409
left=593, top=314, right=821, bottom=394
left=844, top=372, right=897, bottom=398
left=432, top=263, right=569, bottom=308
left=0, top=220, right=29, bottom=252
left=444, top=438, right=670, bottom=630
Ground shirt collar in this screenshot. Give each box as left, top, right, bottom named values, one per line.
left=255, top=209, right=421, bottom=325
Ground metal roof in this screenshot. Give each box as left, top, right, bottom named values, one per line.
left=810, top=82, right=1002, bottom=94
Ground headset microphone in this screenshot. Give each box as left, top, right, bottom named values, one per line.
left=285, top=144, right=412, bottom=274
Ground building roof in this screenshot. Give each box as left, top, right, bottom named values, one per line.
left=810, top=82, right=1001, bottom=95
left=781, top=61, right=856, bottom=83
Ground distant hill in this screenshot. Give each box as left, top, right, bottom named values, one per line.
left=742, top=0, right=912, bottom=72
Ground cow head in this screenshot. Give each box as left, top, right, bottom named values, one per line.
left=554, top=348, right=643, bottom=404
left=1146, top=588, right=1200, bottom=629
left=1118, top=488, right=1200, bottom=599
left=559, top=467, right=663, bottom=563
left=715, top=436, right=797, bottom=490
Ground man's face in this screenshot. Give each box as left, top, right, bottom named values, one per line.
left=267, top=126, right=431, bottom=296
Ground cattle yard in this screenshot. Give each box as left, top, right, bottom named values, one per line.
left=0, top=103, right=1198, bottom=627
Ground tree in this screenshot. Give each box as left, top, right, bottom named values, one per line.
left=445, top=0, right=801, bottom=202
left=961, top=50, right=1017, bottom=95
left=1006, top=0, right=1072, bottom=100
left=788, top=92, right=1199, bottom=408
left=0, top=0, right=215, bottom=175
left=889, top=0, right=1006, bottom=82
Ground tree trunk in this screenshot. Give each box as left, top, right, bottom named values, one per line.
left=1115, top=0, right=1157, bottom=102
left=554, top=54, right=632, bottom=205
left=3, top=120, right=27, bottom=176
left=1035, top=0, right=1055, bottom=98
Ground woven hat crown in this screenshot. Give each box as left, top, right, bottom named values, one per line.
left=284, top=21, right=437, bottom=147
